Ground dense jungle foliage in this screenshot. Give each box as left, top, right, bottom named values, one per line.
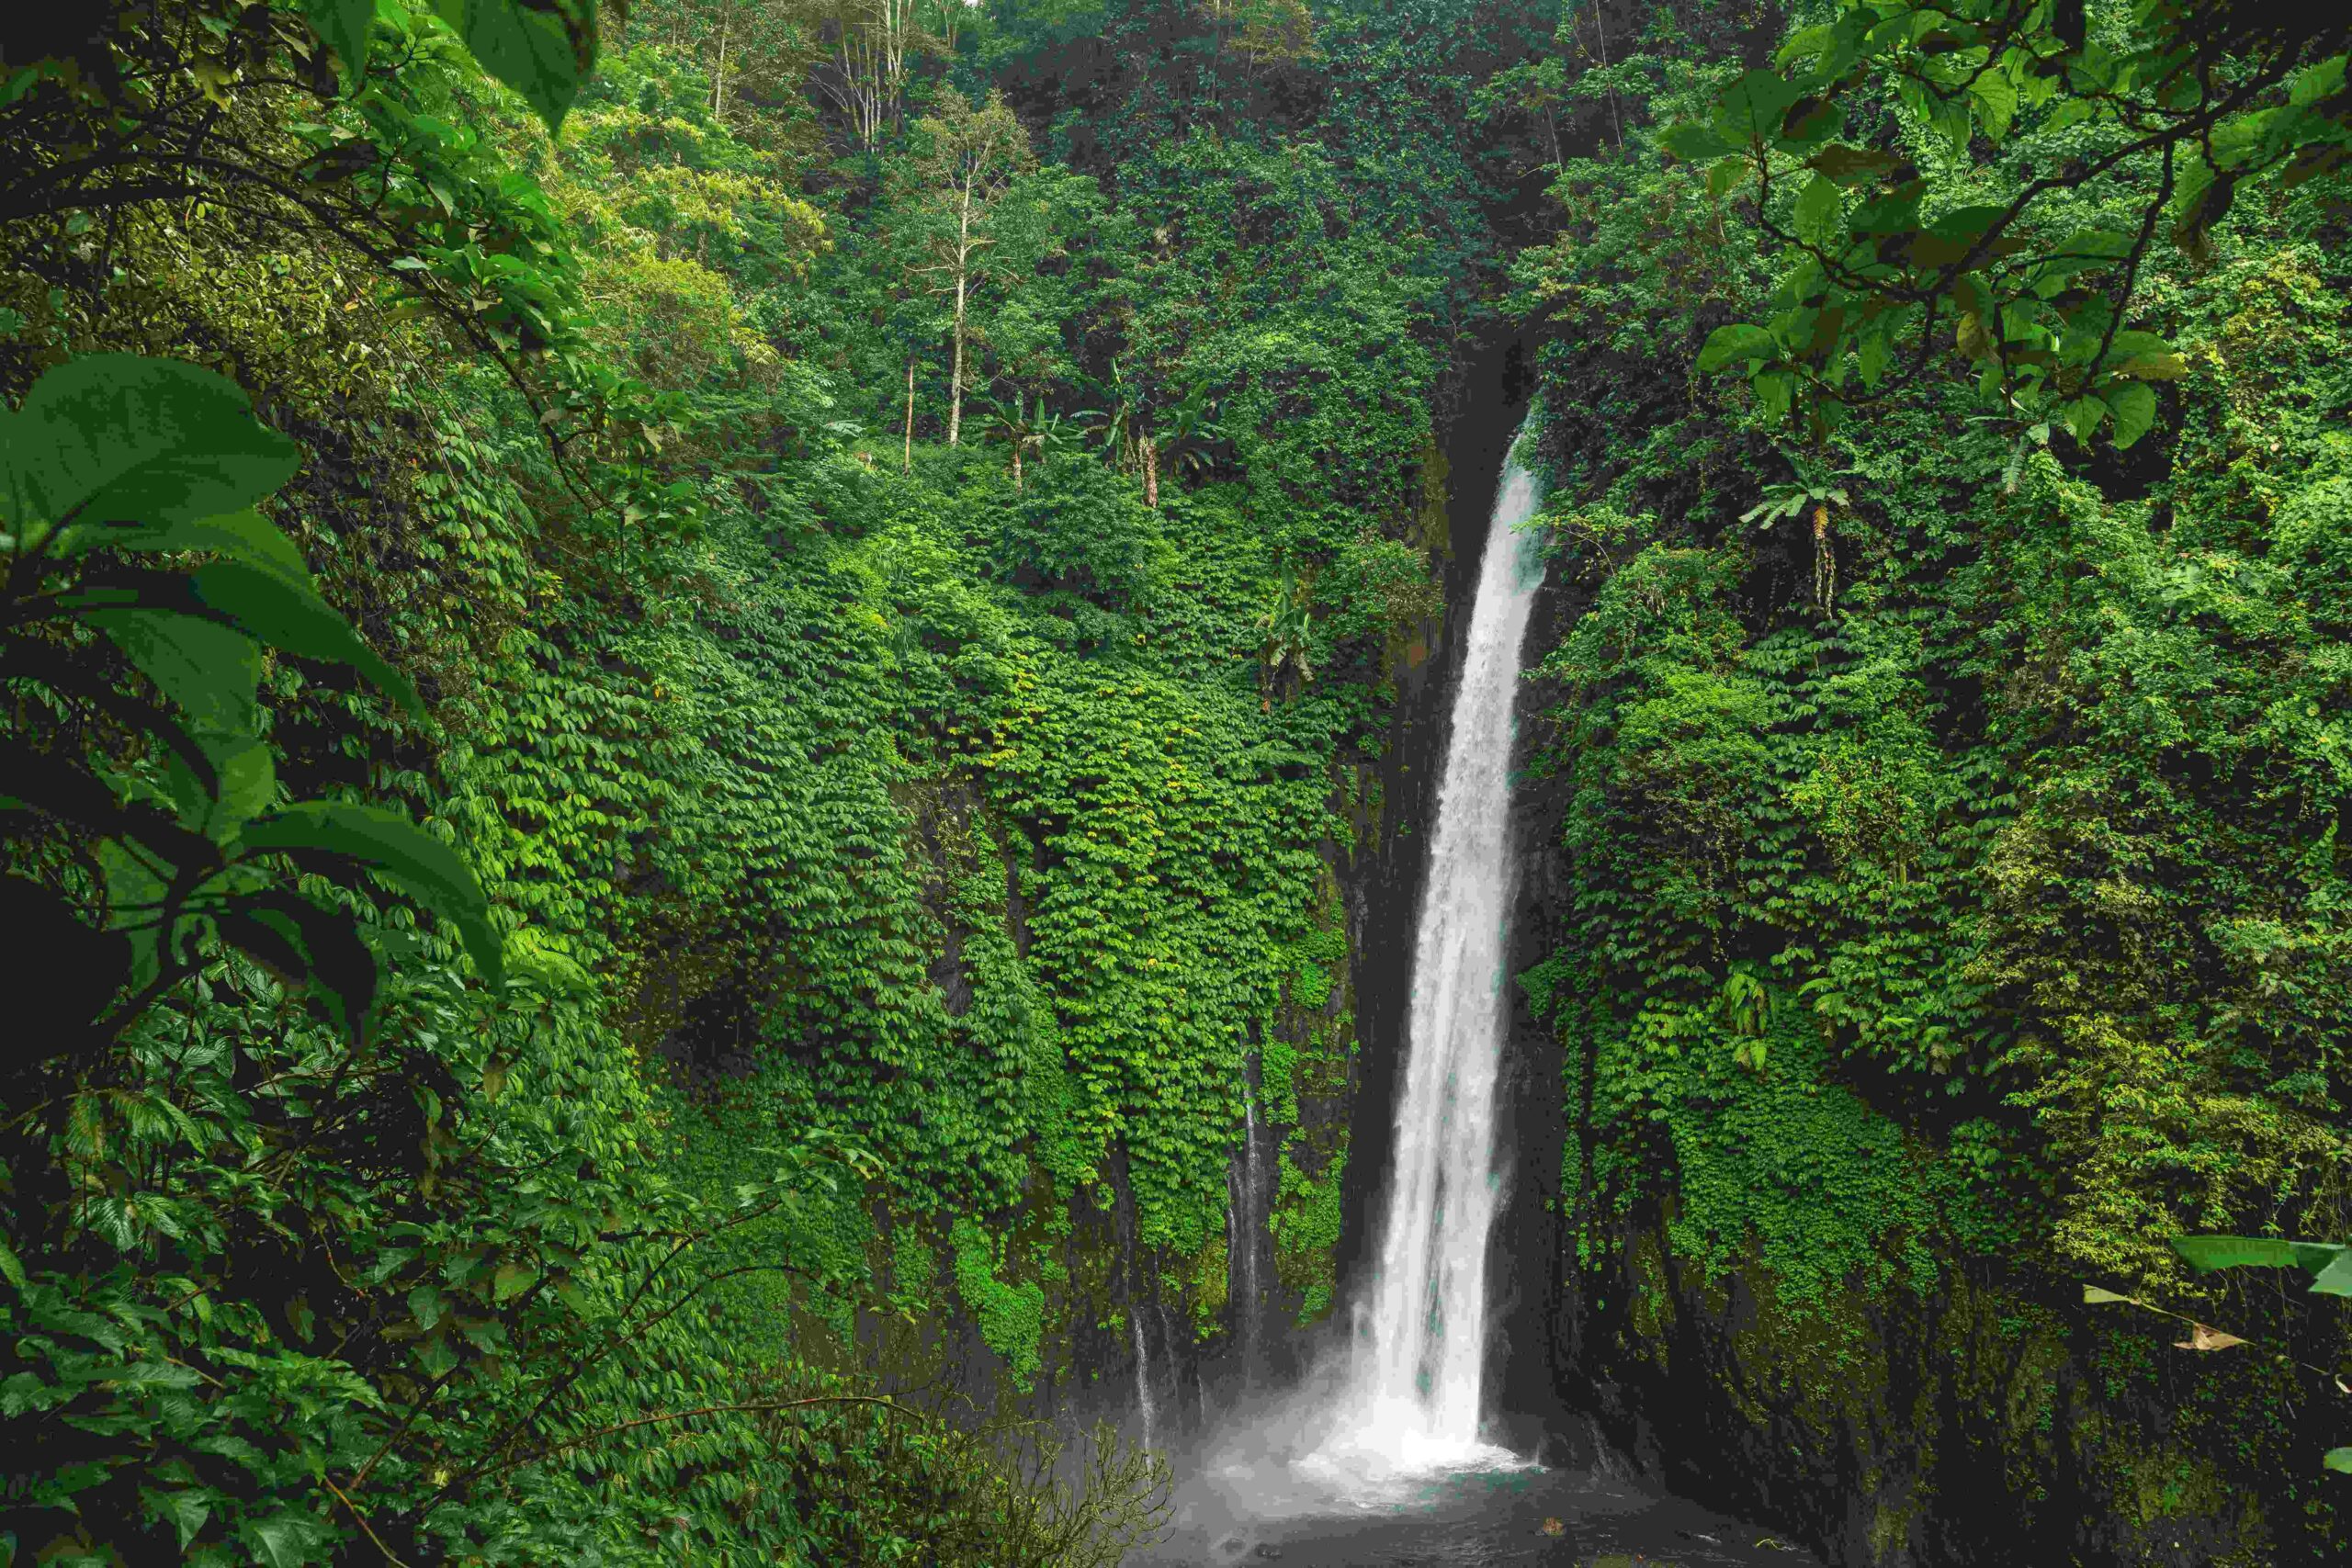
left=1512, top=0, right=2352, bottom=1543
left=1, top=0, right=2348, bottom=1563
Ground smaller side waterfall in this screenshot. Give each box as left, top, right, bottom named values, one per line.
left=1228, top=1067, right=1271, bottom=1385
left=1133, top=1310, right=1159, bottom=1452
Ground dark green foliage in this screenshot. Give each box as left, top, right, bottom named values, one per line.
left=0, top=0, right=1500, bottom=1557
left=1512, top=0, right=2352, bottom=1545
left=12, top=0, right=2342, bottom=1558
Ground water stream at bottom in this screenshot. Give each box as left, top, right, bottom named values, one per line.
left=1138, top=1451, right=1821, bottom=1567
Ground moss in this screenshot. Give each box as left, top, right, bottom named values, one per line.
left=950, top=1215, right=1046, bottom=1391
left=1271, top=1144, right=1348, bottom=1325
left=1190, top=1232, right=1230, bottom=1339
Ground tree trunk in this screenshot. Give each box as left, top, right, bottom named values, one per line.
left=947, top=194, right=974, bottom=446
left=948, top=283, right=966, bottom=446
left=1141, top=433, right=1159, bottom=508
left=902, top=356, right=915, bottom=473
left=712, top=9, right=730, bottom=118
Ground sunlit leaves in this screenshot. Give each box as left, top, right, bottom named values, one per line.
left=2172, top=1235, right=2352, bottom=1295
left=1697, top=324, right=1779, bottom=373
left=300, top=0, right=598, bottom=130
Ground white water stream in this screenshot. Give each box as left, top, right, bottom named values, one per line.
left=1304, top=425, right=1544, bottom=1487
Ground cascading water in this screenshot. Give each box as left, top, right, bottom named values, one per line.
left=1309, top=423, right=1544, bottom=1482
left=1230, top=1071, right=1269, bottom=1385
left=1134, top=1310, right=1159, bottom=1452
left=1158, top=426, right=1805, bottom=1561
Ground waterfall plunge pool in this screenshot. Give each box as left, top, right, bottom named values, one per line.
left=1135, top=1434, right=1822, bottom=1568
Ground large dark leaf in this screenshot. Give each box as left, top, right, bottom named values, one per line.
left=107, top=506, right=321, bottom=593
left=220, top=891, right=382, bottom=1040
left=0, top=875, right=131, bottom=1059
left=190, top=561, right=422, bottom=716
left=86, top=608, right=261, bottom=736
left=66, top=564, right=422, bottom=717
left=301, top=0, right=376, bottom=77
left=2, top=356, right=298, bottom=540
left=433, top=0, right=598, bottom=130
left=241, top=802, right=503, bottom=987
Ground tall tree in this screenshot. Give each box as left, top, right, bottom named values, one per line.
left=897, top=87, right=1037, bottom=446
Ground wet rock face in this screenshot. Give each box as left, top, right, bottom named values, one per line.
left=1539, top=1206, right=2313, bottom=1568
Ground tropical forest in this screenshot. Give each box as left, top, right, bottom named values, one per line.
left=2, top=1, right=2349, bottom=1563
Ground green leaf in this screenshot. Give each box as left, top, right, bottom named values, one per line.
left=493, top=1260, right=538, bottom=1302
left=1697, top=324, right=1779, bottom=373
left=140, top=1486, right=211, bottom=1551
left=2108, top=328, right=2188, bottom=380
left=1713, top=68, right=1802, bottom=145
left=2172, top=1235, right=2296, bottom=1272
left=3, top=356, right=299, bottom=543
left=2169, top=1235, right=2346, bottom=1275
left=2061, top=397, right=2108, bottom=444
left=87, top=609, right=260, bottom=737
left=2326, top=1448, right=2352, bottom=1474
left=2082, top=1286, right=2137, bottom=1304
left=189, top=561, right=422, bottom=716
left=1971, top=71, right=2018, bottom=141
left=1792, top=174, right=1841, bottom=248
left=2310, top=1248, right=2352, bottom=1298
left=1856, top=328, right=1890, bottom=388
left=2106, top=382, right=2157, bottom=449
left=112, top=507, right=318, bottom=593
left=432, top=0, right=597, bottom=131
left=1660, top=122, right=1734, bottom=162
left=301, top=0, right=374, bottom=77
left=240, top=802, right=503, bottom=987
left=243, top=1510, right=332, bottom=1568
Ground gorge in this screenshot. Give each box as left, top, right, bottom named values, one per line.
left=4, top=3, right=2349, bottom=1566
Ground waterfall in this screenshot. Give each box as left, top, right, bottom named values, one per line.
left=1134, top=1309, right=1159, bottom=1452
left=1230, top=1076, right=1267, bottom=1385
left=1316, top=423, right=1544, bottom=1476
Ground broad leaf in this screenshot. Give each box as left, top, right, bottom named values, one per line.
left=433, top=0, right=597, bottom=131
left=1713, top=69, right=1802, bottom=145
left=1793, top=174, right=1841, bottom=249
left=2171, top=1235, right=2347, bottom=1276
left=2106, top=382, right=2157, bottom=449
left=2310, top=1248, right=2352, bottom=1298
left=1697, top=324, right=1779, bottom=373
left=301, top=0, right=375, bottom=77
left=1661, top=122, right=1734, bottom=162
left=112, top=507, right=319, bottom=593
left=2, top=356, right=298, bottom=542
left=220, top=891, right=382, bottom=1039
left=189, top=562, right=422, bottom=716
left=2172, top=1235, right=2298, bottom=1271
left=87, top=608, right=260, bottom=736
left=2326, top=1448, right=2352, bottom=1474
left=240, top=802, right=503, bottom=987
